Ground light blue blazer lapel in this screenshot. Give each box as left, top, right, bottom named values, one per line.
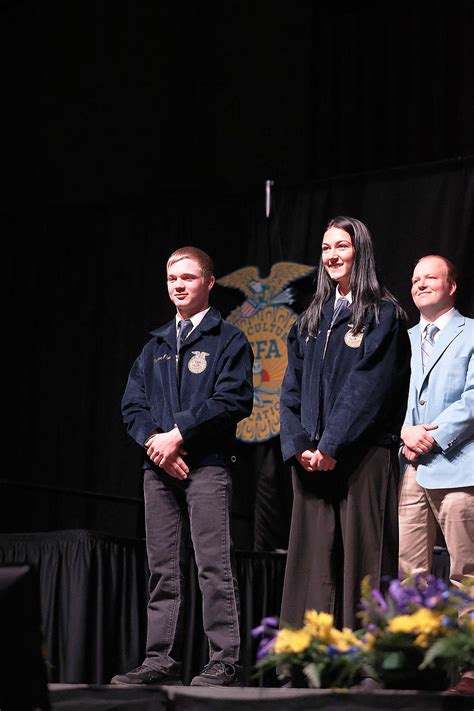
left=420, top=310, right=465, bottom=386
left=409, top=325, right=423, bottom=391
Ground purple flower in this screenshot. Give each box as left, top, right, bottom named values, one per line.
left=251, top=616, right=280, bottom=659
left=251, top=616, right=279, bottom=639
left=359, top=588, right=388, bottom=615
left=255, top=636, right=277, bottom=660
left=422, top=576, right=448, bottom=609
left=261, top=615, right=279, bottom=627
left=327, top=644, right=359, bottom=656
left=388, top=579, right=422, bottom=611
left=371, top=588, right=389, bottom=612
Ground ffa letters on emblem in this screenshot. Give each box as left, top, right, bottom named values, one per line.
left=188, top=351, right=209, bottom=374
left=217, top=261, right=316, bottom=442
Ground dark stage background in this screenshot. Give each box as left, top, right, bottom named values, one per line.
left=2, top=0, right=474, bottom=551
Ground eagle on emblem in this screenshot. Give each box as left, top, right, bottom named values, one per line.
left=217, top=262, right=315, bottom=317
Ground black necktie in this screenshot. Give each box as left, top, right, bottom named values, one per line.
left=177, top=319, right=193, bottom=352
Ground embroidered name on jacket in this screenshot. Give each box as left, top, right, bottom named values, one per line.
left=188, top=351, right=210, bottom=373
left=154, top=354, right=172, bottom=363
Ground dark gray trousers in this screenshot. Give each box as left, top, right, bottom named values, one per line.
left=281, top=445, right=400, bottom=631
left=142, top=465, right=240, bottom=674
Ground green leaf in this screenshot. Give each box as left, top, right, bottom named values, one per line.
left=382, top=651, right=405, bottom=671
left=303, top=662, right=321, bottom=689
left=420, top=633, right=474, bottom=671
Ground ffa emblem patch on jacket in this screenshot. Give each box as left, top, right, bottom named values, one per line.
left=344, top=326, right=365, bottom=348
left=188, top=351, right=210, bottom=373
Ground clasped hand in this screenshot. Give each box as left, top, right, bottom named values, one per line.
left=145, top=427, right=189, bottom=479
left=401, top=423, right=438, bottom=462
left=296, top=449, right=337, bottom=472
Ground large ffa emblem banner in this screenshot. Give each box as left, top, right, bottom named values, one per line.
left=218, top=262, right=315, bottom=443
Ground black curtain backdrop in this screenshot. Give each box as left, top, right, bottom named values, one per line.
left=0, top=531, right=288, bottom=686
left=1, top=1, right=473, bottom=203
left=309, top=0, right=474, bottom=180
left=3, top=158, right=473, bottom=549
left=0, top=530, right=449, bottom=685
left=1, top=0, right=473, bottom=550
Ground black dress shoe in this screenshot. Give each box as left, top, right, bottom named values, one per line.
left=110, top=664, right=182, bottom=685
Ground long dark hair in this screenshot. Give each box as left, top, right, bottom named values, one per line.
left=299, top=216, right=406, bottom=335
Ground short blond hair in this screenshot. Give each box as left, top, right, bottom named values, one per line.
left=167, top=246, right=214, bottom=281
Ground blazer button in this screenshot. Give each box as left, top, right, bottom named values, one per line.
left=419, top=399, right=426, bottom=405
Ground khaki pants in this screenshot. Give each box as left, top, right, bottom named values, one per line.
left=398, top=465, right=474, bottom=591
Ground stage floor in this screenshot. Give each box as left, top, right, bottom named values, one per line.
left=47, top=683, right=473, bottom=711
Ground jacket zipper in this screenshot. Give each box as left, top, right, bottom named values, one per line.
left=322, top=327, right=332, bottom=361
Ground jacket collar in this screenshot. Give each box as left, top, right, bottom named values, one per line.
left=322, top=293, right=352, bottom=327
left=150, top=306, right=222, bottom=349
left=410, top=309, right=465, bottom=387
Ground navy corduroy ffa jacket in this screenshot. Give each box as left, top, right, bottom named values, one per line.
left=122, top=307, right=254, bottom=469
left=280, top=297, right=411, bottom=463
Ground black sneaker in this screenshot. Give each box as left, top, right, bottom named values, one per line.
left=190, top=661, right=241, bottom=687
left=110, top=664, right=182, bottom=686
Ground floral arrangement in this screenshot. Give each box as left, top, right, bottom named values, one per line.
left=251, top=611, right=372, bottom=688
left=252, top=575, right=474, bottom=689
left=358, top=574, right=474, bottom=688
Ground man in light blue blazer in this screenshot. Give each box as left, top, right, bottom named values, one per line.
left=399, top=255, right=473, bottom=588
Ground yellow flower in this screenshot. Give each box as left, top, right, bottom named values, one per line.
left=274, top=628, right=312, bottom=654
left=414, top=633, right=429, bottom=648
left=386, top=615, right=416, bottom=634
left=361, top=631, right=375, bottom=651
left=303, top=610, right=334, bottom=640
left=329, top=627, right=361, bottom=652
left=387, top=608, right=443, bottom=636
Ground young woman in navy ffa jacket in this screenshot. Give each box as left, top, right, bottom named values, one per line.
left=279, top=216, right=411, bottom=631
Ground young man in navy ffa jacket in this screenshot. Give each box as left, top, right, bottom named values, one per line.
left=111, top=246, right=254, bottom=688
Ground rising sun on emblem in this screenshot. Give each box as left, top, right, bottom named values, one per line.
left=218, top=262, right=315, bottom=443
